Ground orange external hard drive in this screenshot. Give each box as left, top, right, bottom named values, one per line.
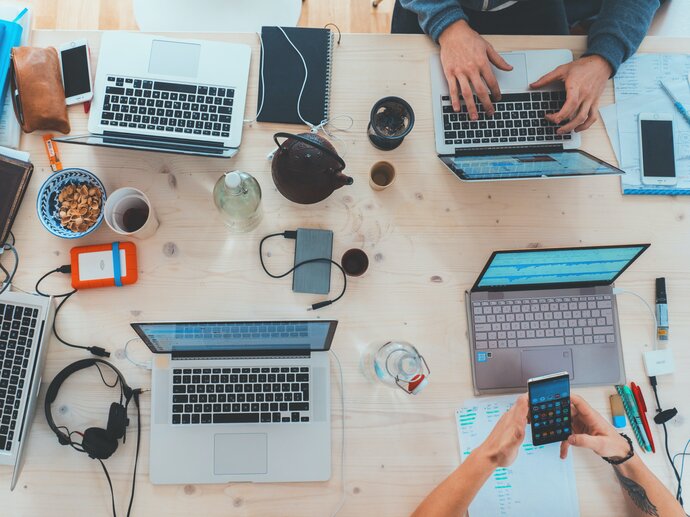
left=70, top=242, right=138, bottom=289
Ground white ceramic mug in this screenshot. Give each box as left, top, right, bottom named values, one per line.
left=104, top=187, right=159, bottom=239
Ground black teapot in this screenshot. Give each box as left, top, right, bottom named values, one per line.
left=271, top=132, right=353, bottom=205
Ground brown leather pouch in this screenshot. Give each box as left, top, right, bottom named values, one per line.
left=10, top=47, right=70, bottom=134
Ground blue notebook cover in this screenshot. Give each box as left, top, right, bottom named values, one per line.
left=0, top=9, right=26, bottom=121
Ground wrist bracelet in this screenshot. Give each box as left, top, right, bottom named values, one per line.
left=602, top=433, right=634, bottom=465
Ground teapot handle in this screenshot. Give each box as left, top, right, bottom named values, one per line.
left=273, top=132, right=346, bottom=171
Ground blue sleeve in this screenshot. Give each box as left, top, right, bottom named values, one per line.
left=399, top=0, right=468, bottom=43
left=584, top=0, right=659, bottom=75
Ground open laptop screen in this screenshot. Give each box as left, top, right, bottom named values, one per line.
left=473, top=244, right=649, bottom=291
left=131, top=320, right=337, bottom=354
left=442, top=149, right=622, bottom=181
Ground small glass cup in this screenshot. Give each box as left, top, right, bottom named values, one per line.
left=367, top=96, right=415, bottom=151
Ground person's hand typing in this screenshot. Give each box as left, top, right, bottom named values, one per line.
left=438, top=19, right=513, bottom=120
left=530, top=55, right=612, bottom=134
left=477, top=394, right=528, bottom=467
left=560, top=394, right=630, bottom=460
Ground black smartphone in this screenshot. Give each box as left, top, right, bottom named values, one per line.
left=528, top=371, right=571, bottom=446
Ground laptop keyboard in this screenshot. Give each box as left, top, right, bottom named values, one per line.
left=171, top=367, right=310, bottom=425
left=0, top=303, right=38, bottom=452
left=100, top=76, right=235, bottom=138
left=472, top=295, right=615, bottom=349
left=441, top=91, right=573, bottom=146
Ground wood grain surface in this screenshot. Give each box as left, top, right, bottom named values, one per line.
left=2, top=31, right=690, bottom=517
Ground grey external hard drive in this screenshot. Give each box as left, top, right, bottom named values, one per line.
left=292, top=228, right=333, bottom=295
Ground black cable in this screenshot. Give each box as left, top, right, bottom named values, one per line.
left=0, top=244, right=19, bottom=296
left=97, top=458, right=117, bottom=517
left=126, top=391, right=143, bottom=517
left=35, top=266, right=75, bottom=298
left=34, top=266, right=110, bottom=357
left=650, top=376, right=684, bottom=506
left=259, top=231, right=347, bottom=310
left=259, top=232, right=347, bottom=308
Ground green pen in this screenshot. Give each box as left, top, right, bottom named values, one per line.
left=621, top=385, right=652, bottom=452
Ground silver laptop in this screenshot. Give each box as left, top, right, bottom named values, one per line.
left=0, top=290, right=54, bottom=490
left=55, top=32, right=250, bottom=158
left=465, top=244, right=649, bottom=394
left=131, top=320, right=337, bottom=484
left=430, top=49, right=623, bottom=181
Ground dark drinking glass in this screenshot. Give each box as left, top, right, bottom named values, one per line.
left=367, top=96, right=415, bottom=151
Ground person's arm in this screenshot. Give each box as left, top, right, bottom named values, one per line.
left=561, top=395, right=684, bottom=517
left=529, top=0, right=659, bottom=134
left=412, top=395, right=529, bottom=517
left=584, top=0, right=660, bottom=76
left=398, top=0, right=468, bottom=43
left=400, top=0, right=512, bottom=119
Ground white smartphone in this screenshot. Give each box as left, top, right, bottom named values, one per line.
left=639, top=112, right=677, bottom=186
left=58, top=39, right=93, bottom=105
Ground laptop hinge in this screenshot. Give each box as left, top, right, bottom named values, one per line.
left=103, top=130, right=230, bottom=148
left=171, top=349, right=312, bottom=360
left=453, top=144, right=564, bottom=157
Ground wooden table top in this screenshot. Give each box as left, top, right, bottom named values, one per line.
left=3, top=30, right=690, bottom=516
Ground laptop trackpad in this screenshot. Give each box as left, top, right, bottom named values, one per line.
left=521, top=348, right=573, bottom=384
left=492, top=53, right=528, bottom=91
left=214, top=433, right=268, bottom=475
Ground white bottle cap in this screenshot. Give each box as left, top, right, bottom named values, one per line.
left=225, top=171, right=242, bottom=189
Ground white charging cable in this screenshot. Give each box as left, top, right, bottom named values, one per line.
left=329, top=349, right=346, bottom=517
left=612, top=288, right=659, bottom=350
left=124, top=337, right=152, bottom=370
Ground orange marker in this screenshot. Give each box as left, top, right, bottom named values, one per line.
left=43, top=134, right=63, bottom=172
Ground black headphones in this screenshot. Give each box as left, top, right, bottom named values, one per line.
left=45, top=359, right=132, bottom=459
left=45, top=359, right=143, bottom=517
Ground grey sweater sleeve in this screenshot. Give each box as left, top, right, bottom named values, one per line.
left=584, top=0, right=659, bottom=74
left=399, top=0, right=467, bottom=42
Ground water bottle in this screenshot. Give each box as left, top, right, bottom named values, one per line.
left=362, top=340, right=430, bottom=394
left=213, top=170, right=263, bottom=232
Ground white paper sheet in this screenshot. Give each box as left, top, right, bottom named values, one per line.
left=456, top=395, right=580, bottom=517
left=599, top=53, right=690, bottom=194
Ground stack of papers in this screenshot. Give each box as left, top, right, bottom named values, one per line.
left=456, top=395, right=580, bottom=517
left=0, top=3, right=31, bottom=149
left=600, top=53, right=690, bottom=195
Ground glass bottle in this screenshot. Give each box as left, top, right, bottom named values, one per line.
left=213, top=171, right=263, bottom=232
left=361, top=340, right=430, bottom=394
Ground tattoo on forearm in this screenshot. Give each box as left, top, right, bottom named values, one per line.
left=613, top=468, right=659, bottom=517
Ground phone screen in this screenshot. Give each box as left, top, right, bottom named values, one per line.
left=528, top=373, right=571, bottom=446
left=61, top=45, right=91, bottom=98
left=640, top=119, right=676, bottom=178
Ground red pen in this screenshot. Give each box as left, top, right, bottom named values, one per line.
left=631, top=382, right=655, bottom=453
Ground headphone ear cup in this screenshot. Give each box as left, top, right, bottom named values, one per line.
left=106, top=402, right=128, bottom=440
left=82, top=427, right=118, bottom=460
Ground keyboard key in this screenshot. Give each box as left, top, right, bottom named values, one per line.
left=213, top=413, right=259, bottom=424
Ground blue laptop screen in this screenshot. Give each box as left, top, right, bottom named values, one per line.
left=132, top=321, right=336, bottom=353
left=451, top=151, right=619, bottom=180
left=476, top=246, right=646, bottom=289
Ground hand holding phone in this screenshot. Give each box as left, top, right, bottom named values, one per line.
left=58, top=39, right=93, bottom=105
left=639, top=113, right=676, bottom=186
left=528, top=372, right=571, bottom=446
left=559, top=394, right=632, bottom=460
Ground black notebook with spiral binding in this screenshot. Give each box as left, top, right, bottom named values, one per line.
left=257, top=26, right=334, bottom=126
